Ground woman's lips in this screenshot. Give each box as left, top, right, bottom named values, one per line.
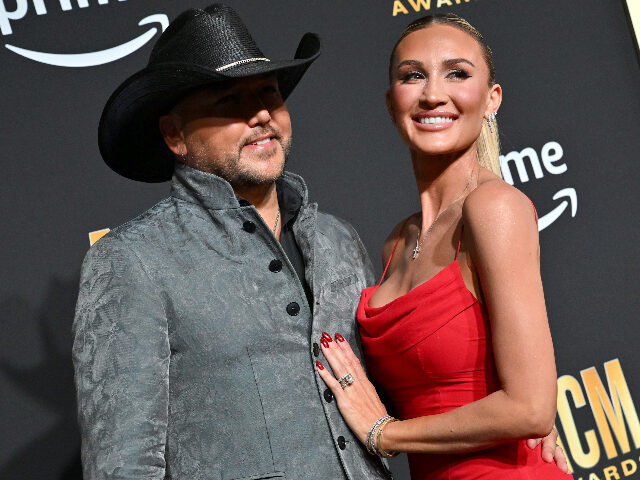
left=412, top=116, right=456, bottom=131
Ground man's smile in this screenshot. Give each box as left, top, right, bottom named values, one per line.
left=245, top=134, right=277, bottom=148
left=243, top=132, right=279, bottom=151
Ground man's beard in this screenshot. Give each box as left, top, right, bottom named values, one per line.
left=188, top=129, right=291, bottom=188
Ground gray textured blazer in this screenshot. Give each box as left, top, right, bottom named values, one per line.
left=73, top=163, right=392, bottom=480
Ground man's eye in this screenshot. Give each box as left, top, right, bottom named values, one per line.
left=217, top=94, right=239, bottom=104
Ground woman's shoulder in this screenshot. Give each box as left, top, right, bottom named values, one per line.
left=462, top=175, right=537, bottom=234
left=381, top=214, right=416, bottom=266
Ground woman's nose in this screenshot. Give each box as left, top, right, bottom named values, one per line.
left=420, top=78, right=447, bottom=107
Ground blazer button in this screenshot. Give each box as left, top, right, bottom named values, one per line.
left=324, top=388, right=334, bottom=403
left=243, top=220, right=256, bottom=233
left=337, top=436, right=347, bottom=450
left=312, top=342, right=320, bottom=357
left=286, top=302, right=300, bottom=316
left=269, top=259, right=283, bottom=272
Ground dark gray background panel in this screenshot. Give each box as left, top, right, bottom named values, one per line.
left=1, top=1, right=638, bottom=478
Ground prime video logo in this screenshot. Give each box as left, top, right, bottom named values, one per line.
left=500, top=141, right=577, bottom=232
left=0, top=0, right=168, bottom=67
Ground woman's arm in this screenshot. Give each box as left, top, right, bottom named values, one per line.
left=318, top=182, right=559, bottom=455
left=383, top=182, right=557, bottom=453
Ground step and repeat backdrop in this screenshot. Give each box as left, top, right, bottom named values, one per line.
left=1, top=1, right=638, bottom=479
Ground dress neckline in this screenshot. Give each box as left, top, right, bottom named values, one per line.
left=365, top=259, right=461, bottom=312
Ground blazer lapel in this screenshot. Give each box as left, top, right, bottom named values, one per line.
left=293, top=203, right=318, bottom=305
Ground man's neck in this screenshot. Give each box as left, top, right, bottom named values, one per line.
left=234, top=182, right=281, bottom=237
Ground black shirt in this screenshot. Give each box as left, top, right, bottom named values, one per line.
left=237, top=183, right=313, bottom=309
left=277, top=181, right=313, bottom=308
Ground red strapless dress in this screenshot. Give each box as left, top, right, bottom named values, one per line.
left=357, top=233, right=572, bottom=479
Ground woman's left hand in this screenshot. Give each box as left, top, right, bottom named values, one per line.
left=317, top=332, right=570, bottom=473
left=527, top=429, right=571, bottom=473
left=316, top=332, right=389, bottom=444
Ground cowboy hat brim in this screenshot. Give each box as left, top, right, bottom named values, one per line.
left=99, top=32, right=320, bottom=183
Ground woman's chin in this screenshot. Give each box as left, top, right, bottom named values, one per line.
left=411, top=144, right=469, bottom=158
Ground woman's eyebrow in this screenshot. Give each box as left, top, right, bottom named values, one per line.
left=443, top=57, right=475, bottom=68
left=396, top=58, right=476, bottom=70
left=396, top=59, right=423, bottom=69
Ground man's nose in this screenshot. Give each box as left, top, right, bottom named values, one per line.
left=248, top=107, right=272, bottom=127
left=246, top=92, right=272, bottom=127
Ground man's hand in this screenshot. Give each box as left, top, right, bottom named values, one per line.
left=527, top=428, right=570, bottom=473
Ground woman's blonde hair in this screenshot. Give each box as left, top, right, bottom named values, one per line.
left=389, top=13, right=502, bottom=177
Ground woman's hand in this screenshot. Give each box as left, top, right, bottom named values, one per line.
left=315, top=332, right=389, bottom=444
left=528, top=431, right=571, bottom=474
left=316, top=332, right=570, bottom=474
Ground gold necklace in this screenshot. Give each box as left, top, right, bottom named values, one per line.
left=412, top=166, right=477, bottom=260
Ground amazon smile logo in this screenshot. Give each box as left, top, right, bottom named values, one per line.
left=500, top=141, right=578, bottom=232
left=1, top=0, right=168, bottom=67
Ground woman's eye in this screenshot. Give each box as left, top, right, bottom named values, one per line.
left=400, top=71, right=424, bottom=82
left=448, top=69, right=471, bottom=79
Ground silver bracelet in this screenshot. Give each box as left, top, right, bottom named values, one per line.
left=366, top=415, right=393, bottom=455
left=374, top=417, right=399, bottom=458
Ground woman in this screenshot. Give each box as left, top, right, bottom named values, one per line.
left=316, top=14, right=573, bottom=479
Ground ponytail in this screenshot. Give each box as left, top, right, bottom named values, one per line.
left=476, top=118, right=502, bottom=177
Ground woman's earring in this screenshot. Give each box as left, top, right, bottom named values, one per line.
left=487, top=112, right=497, bottom=133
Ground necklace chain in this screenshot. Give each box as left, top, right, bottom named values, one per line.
left=412, top=166, right=478, bottom=260
left=272, top=209, right=281, bottom=235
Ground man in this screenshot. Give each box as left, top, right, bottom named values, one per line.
left=73, top=4, right=567, bottom=479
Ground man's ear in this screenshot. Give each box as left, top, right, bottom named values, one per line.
left=159, top=114, right=186, bottom=156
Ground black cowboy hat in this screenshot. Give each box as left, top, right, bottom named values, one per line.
left=98, top=3, right=321, bottom=182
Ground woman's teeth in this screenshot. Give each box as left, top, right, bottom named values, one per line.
left=418, top=117, right=454, bottom=124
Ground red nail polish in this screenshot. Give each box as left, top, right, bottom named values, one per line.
left=321, top=338, right=329, bottom=349
left=322, top=332, right=333, bottom=342
left=335, top=333, right=345, bottom=342
left=316, top=361, right=324, bottom=370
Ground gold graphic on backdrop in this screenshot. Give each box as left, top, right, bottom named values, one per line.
left=88, top=228, right=110, bottom=246
left=392, top=0, right=473, bottom=17
left=557, top=359, right=640, bottom=479
left=625, top=0, right=640, bottom=58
